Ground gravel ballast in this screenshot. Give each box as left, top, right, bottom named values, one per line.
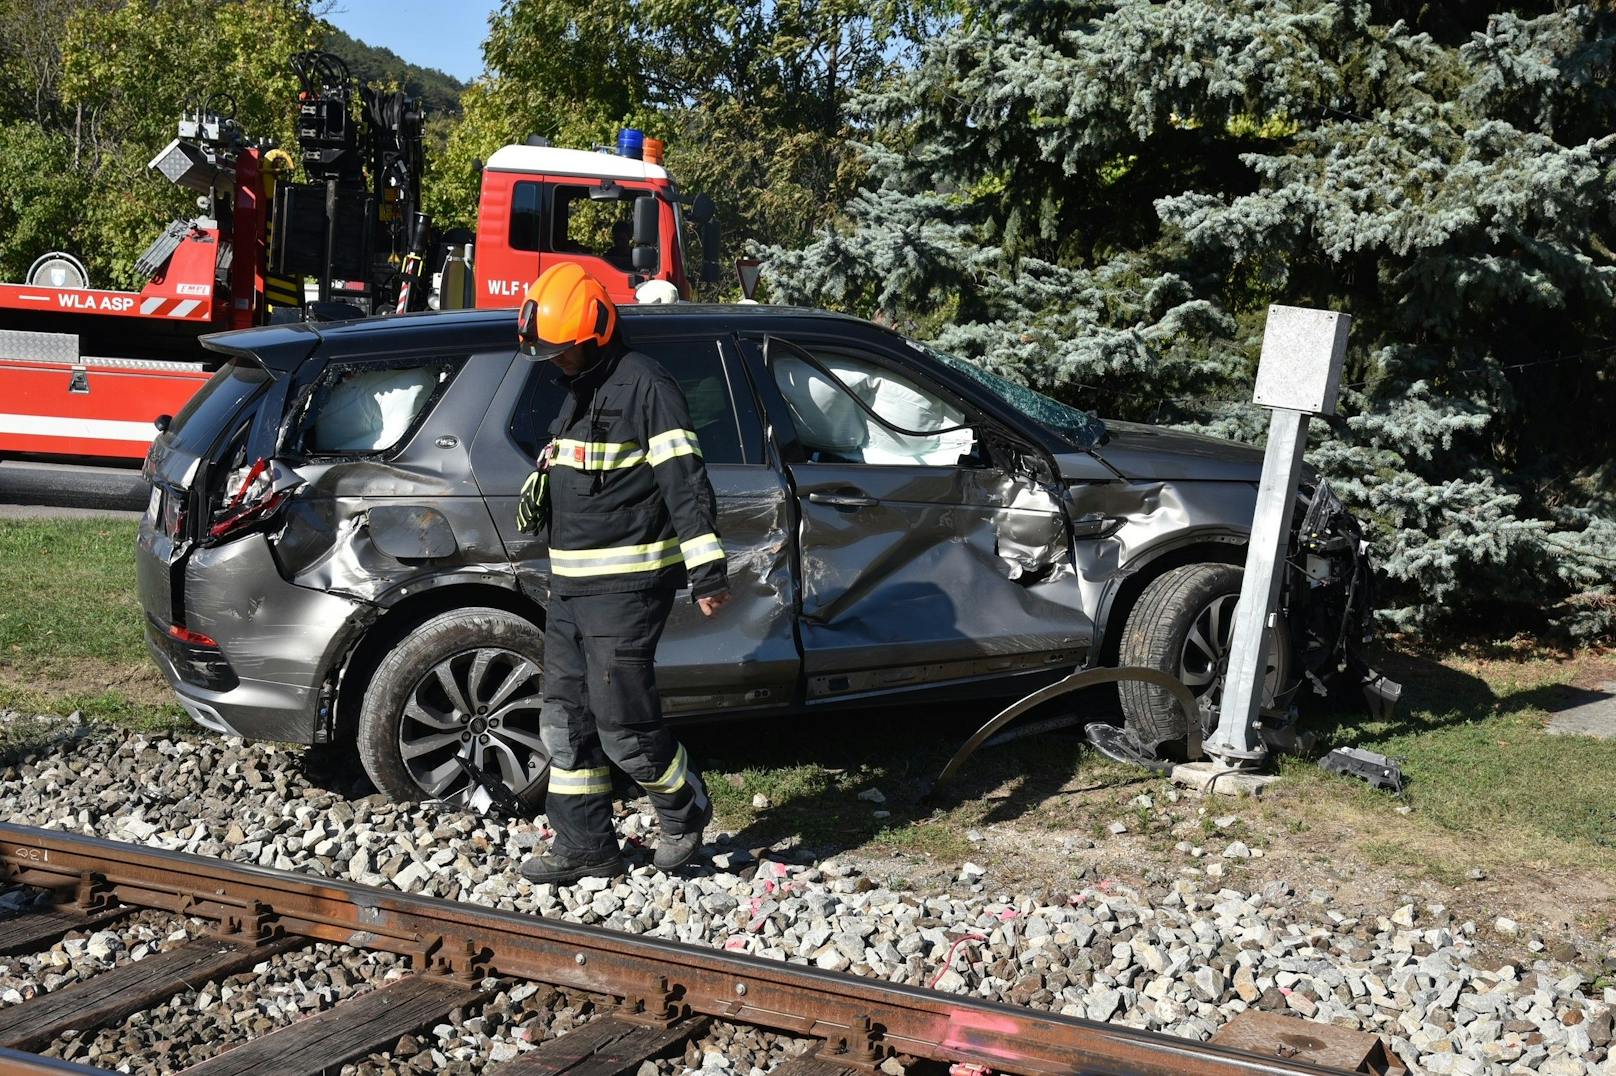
left=2, top=716, right=1613, bottom=1075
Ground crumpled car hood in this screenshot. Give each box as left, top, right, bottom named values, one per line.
left=1060, top=419, right=1264, bottom=483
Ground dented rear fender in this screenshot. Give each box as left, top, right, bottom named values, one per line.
left=271, top=456, right=513, bottom=605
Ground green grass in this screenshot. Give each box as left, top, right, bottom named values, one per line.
left=692, top=645, right=1616, bottom=887
left=1306, top=710, right=1616, bottom=847
left=0, top=711, right=61, bottom=762
left=1266, top=647, right=1616, bottom=877
left=688, top=704, right=1151, bottom=867
left=0, top=519, right=148, bottom=663
left=0, top=684, right=182, bottom=731
left=0, top=519, right=180, bottom=726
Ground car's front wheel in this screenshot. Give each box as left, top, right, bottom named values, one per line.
left=357, top=607, right=550, bottom=813
left=1117, top=563, right=1291, bottom=760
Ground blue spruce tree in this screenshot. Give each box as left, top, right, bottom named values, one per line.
left=762, top=1, right=1616, bottom=636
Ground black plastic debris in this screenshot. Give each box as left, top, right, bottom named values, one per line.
left=453, top=756, right=525, bottom=816
left=1084, top=723, right=1173, bottom=774
left=1360, top=672, right=1403, bottom=722
left=1318, top=746, right=1406, bottom=793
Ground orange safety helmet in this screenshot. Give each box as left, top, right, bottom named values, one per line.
left=516, top=263, right=618, bottom=358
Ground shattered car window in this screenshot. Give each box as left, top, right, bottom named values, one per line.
left=916, top=342, right=1106, bottom=450
left=773, top=350, right=976, bottom=466
left=303, top=362, right=453, bottom=455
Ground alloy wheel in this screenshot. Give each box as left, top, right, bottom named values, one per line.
left=1178, top=593, right=1286, bottom=707
left=398, top=647, right=547, bottom=805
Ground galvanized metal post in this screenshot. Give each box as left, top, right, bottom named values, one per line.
left=1204, top=306, right=1351, bottom=768
left=1201, top=407, right=1310, bottom=763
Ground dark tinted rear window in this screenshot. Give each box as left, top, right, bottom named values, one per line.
left=166, top=359, right=271, bottom=451
left=508, top=339, right=746, bottom=464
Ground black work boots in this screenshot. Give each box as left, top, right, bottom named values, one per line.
left=518, top=849, right=625, bottom=886
left=652, top=794, right=713, bottom=871
left=520, top=795, right=712, bottom=885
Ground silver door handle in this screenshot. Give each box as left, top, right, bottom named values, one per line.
left=809, top=492, right=877, bottom=508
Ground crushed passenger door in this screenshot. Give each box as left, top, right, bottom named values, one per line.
left=756, top=335, right=1092, bottom=701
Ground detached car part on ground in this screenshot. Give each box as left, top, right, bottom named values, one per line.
left=137, top=305, right=1387, bottom=812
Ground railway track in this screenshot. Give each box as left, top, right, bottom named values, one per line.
left=0, top=822, right=1407, bottom=1075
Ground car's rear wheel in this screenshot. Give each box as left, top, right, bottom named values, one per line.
left=357, top=607, right=550, bottom=813
left=1117, top=563, right=1291, bottom=760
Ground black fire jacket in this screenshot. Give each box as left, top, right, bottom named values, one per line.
left=540, top=344, right=728, bottom=600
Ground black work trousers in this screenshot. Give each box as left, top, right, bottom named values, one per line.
left=539, top=588, right=708, bottom=859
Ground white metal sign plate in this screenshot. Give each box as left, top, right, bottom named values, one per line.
left=1254, top=305, right=1351, bottom=415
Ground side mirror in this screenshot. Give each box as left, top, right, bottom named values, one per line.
left=700, top=218, right=721, bottom=284
left=688, top=192, right=716, bottom=225
left=632, top=195, right=659, bottom=272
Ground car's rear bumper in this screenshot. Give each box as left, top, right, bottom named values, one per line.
left=146, top=624, right=322, bottom=743
left=140, top=532, right=368, bottom=744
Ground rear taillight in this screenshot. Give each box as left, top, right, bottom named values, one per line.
left=207, top=457, right=300, bottom=543
left=167, top=623, right=219, bottom=648
left=160, top=490, right=187, bottom=540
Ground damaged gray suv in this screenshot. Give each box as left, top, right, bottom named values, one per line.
left=138, top=304, right=1378, bottom=811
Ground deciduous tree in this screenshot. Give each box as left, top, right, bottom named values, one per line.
left=0, top=0, right=318, bottom=288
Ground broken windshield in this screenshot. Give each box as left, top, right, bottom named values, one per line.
left=915, top=342, right=1106, bottom=450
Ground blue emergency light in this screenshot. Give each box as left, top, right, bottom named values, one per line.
left=617, top=128, right=645, bottom=160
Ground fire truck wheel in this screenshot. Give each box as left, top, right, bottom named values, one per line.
left=357, top=607, right=550, bottom=815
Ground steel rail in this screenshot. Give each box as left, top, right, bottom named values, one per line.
left=1, top=822, right=1360, bottom=1076
left=0, top=1047, right=109, bottom=1074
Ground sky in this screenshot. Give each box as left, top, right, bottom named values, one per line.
left=324, top=0, right=498, bottom=83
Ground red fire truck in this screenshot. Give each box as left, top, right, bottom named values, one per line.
left=0, top=123, right=268, bottom=466
left=0, top=75, right=716, bottom=497
left=468, top=137, right=717, bottom=310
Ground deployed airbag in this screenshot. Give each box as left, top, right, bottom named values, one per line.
left=773, top=354, right=974, bottom=466
left=773, top=356, right=867, bottom=453
left=307, top=365, right=438, bottom=453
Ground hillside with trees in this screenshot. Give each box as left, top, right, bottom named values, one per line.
left=0, top=0, right=316, bottom=289
left=319, top=24, right=464, bottom=117
left=0, top=2, right=465, bottom=292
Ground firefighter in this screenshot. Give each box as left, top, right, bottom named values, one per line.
left=514, top=263, right=728, bottom=885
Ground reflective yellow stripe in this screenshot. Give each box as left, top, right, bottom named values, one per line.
left=552, top=765, right=609, bottom=778
left=550, top=536, right=683, bottom=578
left=551, top=438, right=645, bottom=470
left=550, top=779, right=613, bottom=794
left=266, top=275, right=302, bottom=305
left=552, top=553, right=683, bottom=578
left=550, top=765, right=612, bottom=795
left=643, top=744, right=688, bottom=795
left=647, top=428, right=702, bottom=466
left=550, top=537, right=680, bottom=561
left=680, top=533, right=725, bottom=568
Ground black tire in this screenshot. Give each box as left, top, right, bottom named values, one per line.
left=1117, top=563, right=1289, bottom=759
left=357, top=607, right=550, bottom=814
